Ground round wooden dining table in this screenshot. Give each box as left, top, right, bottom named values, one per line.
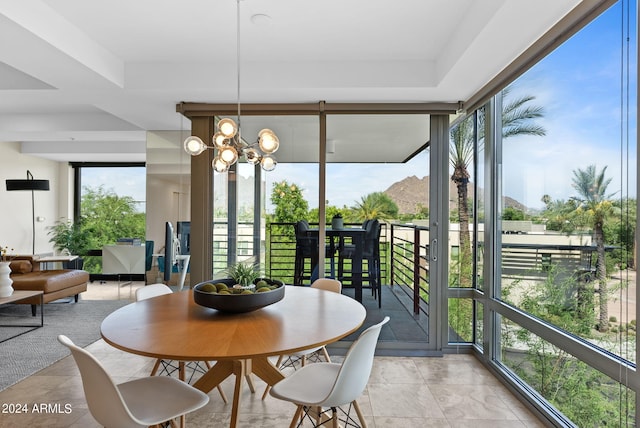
left=101, top=285, right=366, bottom=428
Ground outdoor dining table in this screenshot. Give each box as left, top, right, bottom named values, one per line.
left=307, top=227, right=367, bottom=302
left=100, top=285, right=366, bottom=428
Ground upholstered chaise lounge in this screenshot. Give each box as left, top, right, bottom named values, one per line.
left=9, top=256, right=89, bottom=315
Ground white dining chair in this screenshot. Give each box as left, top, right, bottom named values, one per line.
left=261, top=278, right=342, bottom=400
left=58, top=334, right=209, bottom=428
left=135, top=283, right=228, bottom=403
left=135, top=282, right=172, bottom=301
left=269, top=317, right=390, bottom=428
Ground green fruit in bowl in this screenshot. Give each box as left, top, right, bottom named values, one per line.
left=215, top=283, right=229, bottom=291
left=200, top=283, right=217, bottom=293
left=256, top=279, right=268, bottom=288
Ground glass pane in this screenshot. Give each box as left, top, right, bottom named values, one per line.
left=449, top=297, right=473, bottom=343
left=476, top=110, right=485, bottom=292
left=500, top=316, right=635, bottom=426
left=262, top=116, right=320, bottom=285
left=145, top=130, right=191, bottom=285
left=79, top=165, right=146, bottom=274
left=213, top=167, right=229, bottom=273
left=449, top=114, right=476, bottom=288
left=498, top=2, right=636, bottom=361
left=474, top=300, right=484, bottom=349
left=236, top=163, right=258, bottom=264
left=325, top=114, right=430, bottom=325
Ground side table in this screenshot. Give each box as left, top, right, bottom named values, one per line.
left=0, top=290, right=44, bottom=343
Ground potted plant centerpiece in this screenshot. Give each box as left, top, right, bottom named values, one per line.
left=226, top=261, right=261, bottom=291
left=193, top=261, right=285, bottom=313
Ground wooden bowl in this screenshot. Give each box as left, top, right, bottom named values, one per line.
left=193, top=278, right=285, bottom=313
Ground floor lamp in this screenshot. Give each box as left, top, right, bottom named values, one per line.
left=6, top=170, right=50, bottom=255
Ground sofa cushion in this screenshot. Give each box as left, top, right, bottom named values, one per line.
left=11, top=269, right=89, bottom=294
left=9, top=260, right=32, bottom=274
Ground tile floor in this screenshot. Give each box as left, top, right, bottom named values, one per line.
left=0, top=281, right=547, bottom=427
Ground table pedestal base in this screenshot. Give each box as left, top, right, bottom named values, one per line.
left=192, top=357, right=285, bottom=428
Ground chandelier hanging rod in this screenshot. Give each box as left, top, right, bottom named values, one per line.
left=183, top=0, right=280, bottom=173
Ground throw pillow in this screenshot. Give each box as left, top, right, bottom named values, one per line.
left=9, top=260, right=32, bottom=274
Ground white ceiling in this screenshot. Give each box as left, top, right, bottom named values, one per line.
left=0, top=0, right=590, bottom=166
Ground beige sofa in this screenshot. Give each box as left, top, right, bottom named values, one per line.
left=9, top=256, right=89, bottom=315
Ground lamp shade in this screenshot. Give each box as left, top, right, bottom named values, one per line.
left=6, top=174, right=50, bottom=191
left=258, top=129, right=279, bottom=154
left=184, top=136, right=207, bottom=156
left=217, top=118, right=238, bottom=138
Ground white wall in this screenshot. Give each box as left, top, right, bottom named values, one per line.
left=146, top=175, right=190, bottom=252
left=0, top=142, right=68, bottom=255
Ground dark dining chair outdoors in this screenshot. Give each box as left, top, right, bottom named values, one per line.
left=337, top=219, right=382, bottom=307
left=294, top=220, right=336, bottom=285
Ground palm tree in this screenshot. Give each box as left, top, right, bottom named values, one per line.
left=571, top=165, right=616, bottom=332
left=450, top=87, right=546, bottom=286
left=353, top=192, right=398, bottom=221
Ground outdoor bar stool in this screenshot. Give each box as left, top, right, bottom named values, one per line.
left=293, top=220, right=317, bottom=285
left=338, top=219, right=382, bottom=307
left=294, top=220, right=336, bottom=285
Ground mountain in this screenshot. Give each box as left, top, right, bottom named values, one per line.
left=384, top=175, right=525, bottom=214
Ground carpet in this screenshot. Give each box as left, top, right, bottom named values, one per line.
left=0, top=298, right=128, bottom=391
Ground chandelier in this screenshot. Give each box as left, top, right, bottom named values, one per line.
left=183, top=0, right=279, bottom=172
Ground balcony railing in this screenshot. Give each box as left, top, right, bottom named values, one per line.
left=390, top=223, right=430, bottom=315
left=214, top=221, right=602, bottom=322
left=264, top=222, right=389, bottom=287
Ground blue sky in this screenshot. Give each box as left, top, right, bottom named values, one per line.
left=86, top=2, right=637, bottom=215
left=81, top=166, right=147, bottom=211
left=500, top=0, right=637, bottom=209
left=264, top=1, right=637, bottom=212
left=263, top=154, right=430, bottom=211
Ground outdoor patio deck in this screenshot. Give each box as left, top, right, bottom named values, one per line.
left=329, top=284, right=432, bottom=356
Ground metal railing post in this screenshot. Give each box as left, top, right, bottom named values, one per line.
left=413, top=227, right=421, bottom=314
left=390, top=224, right=395, bottom=285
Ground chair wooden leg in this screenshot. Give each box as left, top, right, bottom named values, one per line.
left=217, top=384, right=228, bottom=404
left=315, top=406, right=323, bottom=426
left=261, top=385, right=271, bottom=401
left=289, top=405, right=304, bottom=428
left=275, top=354, right=285, bottom=368
left=331, top=407, right=339, bottom=428
left=353, top=400, right=367, bottom=428
left=179, top=362, right=186, bottom=381
left=321, top=346, right=331, bottom=362
left=245, top=373, right=256, bottom=393
left=150, top=358, right=162, bottom=376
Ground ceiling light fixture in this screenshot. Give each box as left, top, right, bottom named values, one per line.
left=183, top=0, right=279, bottom=173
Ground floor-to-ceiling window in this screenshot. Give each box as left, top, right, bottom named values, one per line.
left=325, top=113, right=430, bottom=291
left=72, top=162, right=146, bottom=274
left=211, top=115, right=321, bottom=278
left=477, top=1, right=638, bottom=425
left=448, top=111, right=482, bottom=346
